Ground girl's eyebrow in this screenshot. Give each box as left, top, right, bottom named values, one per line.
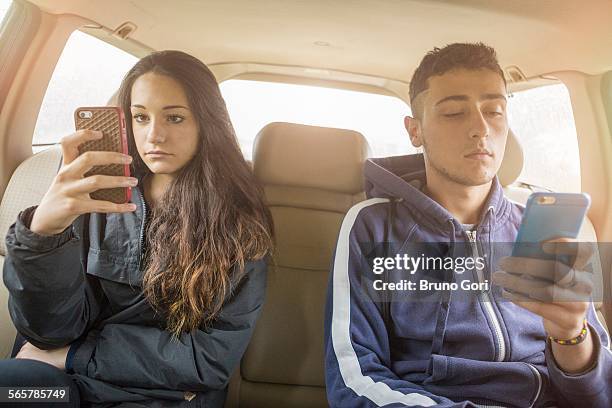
left=131, top=104, right=190, bottom=110
left=163, top=105, right=190, bottom=110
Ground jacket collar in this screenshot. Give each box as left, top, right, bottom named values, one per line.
left=364, top=153, right=512, bottom=234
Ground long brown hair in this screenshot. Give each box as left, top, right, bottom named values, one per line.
left=118, top=50, right=273, bottom=335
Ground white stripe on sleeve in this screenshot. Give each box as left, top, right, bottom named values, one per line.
left=331, top=198, right=437, bottom=407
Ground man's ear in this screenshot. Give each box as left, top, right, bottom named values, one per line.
left=404, top=116, right=423, bottom=148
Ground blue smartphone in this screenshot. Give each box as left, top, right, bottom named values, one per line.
left=512, top=192, right=591, bottom=265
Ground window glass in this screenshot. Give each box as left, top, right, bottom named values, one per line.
left=33, top=30, right=138, bottom=151
left=219, top=79, right=413, bottom=159
left=507, top=83, right=580, bottom=192
left=0, top=0, right=11, bottom=24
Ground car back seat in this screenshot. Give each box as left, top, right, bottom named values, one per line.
left=0, top=146, right=63, bottom=358
left=225, top=122, right=370, bottom=407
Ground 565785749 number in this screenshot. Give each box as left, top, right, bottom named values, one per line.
left=0, top=387, right=69, bottom=402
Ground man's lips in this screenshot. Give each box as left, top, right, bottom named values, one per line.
left=465, top=150, right=492, bottom=158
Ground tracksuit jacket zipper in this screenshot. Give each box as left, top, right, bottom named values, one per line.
left=465, top=229, right=506, bottom=362
left=465, top=230, right=542, bottom=406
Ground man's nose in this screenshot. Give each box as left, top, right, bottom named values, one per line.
left=469, top=110, right=489, bottom=139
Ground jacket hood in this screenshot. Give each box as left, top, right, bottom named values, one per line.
left=364, top=153, right=513, bottom=234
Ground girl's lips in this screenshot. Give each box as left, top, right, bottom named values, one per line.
left=146, top=152, right=172, bottom=159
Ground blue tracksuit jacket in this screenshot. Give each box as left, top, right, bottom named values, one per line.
left=324, top=154, right=611, bottom=407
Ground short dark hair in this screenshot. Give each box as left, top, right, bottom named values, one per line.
left=409, top=43, right=506, bottom=117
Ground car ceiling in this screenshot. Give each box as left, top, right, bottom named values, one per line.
left=24, top=0, right=612, bottom=84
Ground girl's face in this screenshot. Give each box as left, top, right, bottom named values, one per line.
left=130, top=72, right=200, bottom=178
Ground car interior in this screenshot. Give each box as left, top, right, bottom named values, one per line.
left=0, top=1, right=610, bottom=407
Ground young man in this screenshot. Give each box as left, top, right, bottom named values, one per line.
left=324, top=43, right=610, bottom=407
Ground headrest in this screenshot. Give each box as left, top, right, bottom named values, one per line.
left=497, top=129, right=524, bottom=186
left=253, top=122, right=370, bottom=194
left=0, top=146, right=63, bottom=256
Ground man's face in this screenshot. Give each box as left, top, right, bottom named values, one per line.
left=407, top=68, right=508, bottom=186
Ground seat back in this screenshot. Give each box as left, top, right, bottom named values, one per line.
left=0, top=146, right=62, bottom=358
left=226, top=122, right=370, bottom=407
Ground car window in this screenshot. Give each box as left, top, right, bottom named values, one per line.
left=0, top=0, right=11, bottom=25
left=32, top=30, right=138, bottom=152
left=219, top=79, right=414, bottom=159
left=507, top=83, right=581, bottom=192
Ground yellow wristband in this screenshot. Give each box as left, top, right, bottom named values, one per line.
left=549, top=319, right=588, bottom=346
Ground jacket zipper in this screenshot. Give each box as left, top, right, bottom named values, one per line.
left=465, top=230, right=506, bottom=362
left=466, top=231, right=542, bottom=405
left=136, top=187, right=147, bottom=269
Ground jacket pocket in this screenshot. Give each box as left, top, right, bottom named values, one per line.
left=422, top=354, right=537, bottom=407
left=423, top=353, right=449, bottom=383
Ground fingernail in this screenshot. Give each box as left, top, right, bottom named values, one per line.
left=128, top=204, right=137, bottom=210
left=127, top=178, right=138, bottom=186
left=123, top=156, right=133, bottom=163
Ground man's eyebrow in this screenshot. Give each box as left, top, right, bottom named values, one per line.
left=130, top=104, right=190, bottom=110
left=481, top=93, right=507, bottom=102
left=434, top=95, right=469, bottom=106
left=434, top=93, right=507, bottom=106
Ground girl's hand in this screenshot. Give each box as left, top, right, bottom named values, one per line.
left=15, top=342, right=70, bottom=371
left=30, top=130, right=138, bottom=235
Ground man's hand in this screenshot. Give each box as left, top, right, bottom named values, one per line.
left=15, top=342, right=70, bottom=371
left=493, top=238, right=598, bottom=373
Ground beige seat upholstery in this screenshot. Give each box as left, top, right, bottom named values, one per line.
left=225, top=122, right=370, bottom=407
left=0, top=146, right=63, bottom=358
left=500, top=131, right=608, bottom=332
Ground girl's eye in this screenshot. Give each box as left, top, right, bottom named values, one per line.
left=167, top=115, right=184, bottom=124
left=133, top=113, right=148, bottom=123
left=487, top=111, right=504, bottom=117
